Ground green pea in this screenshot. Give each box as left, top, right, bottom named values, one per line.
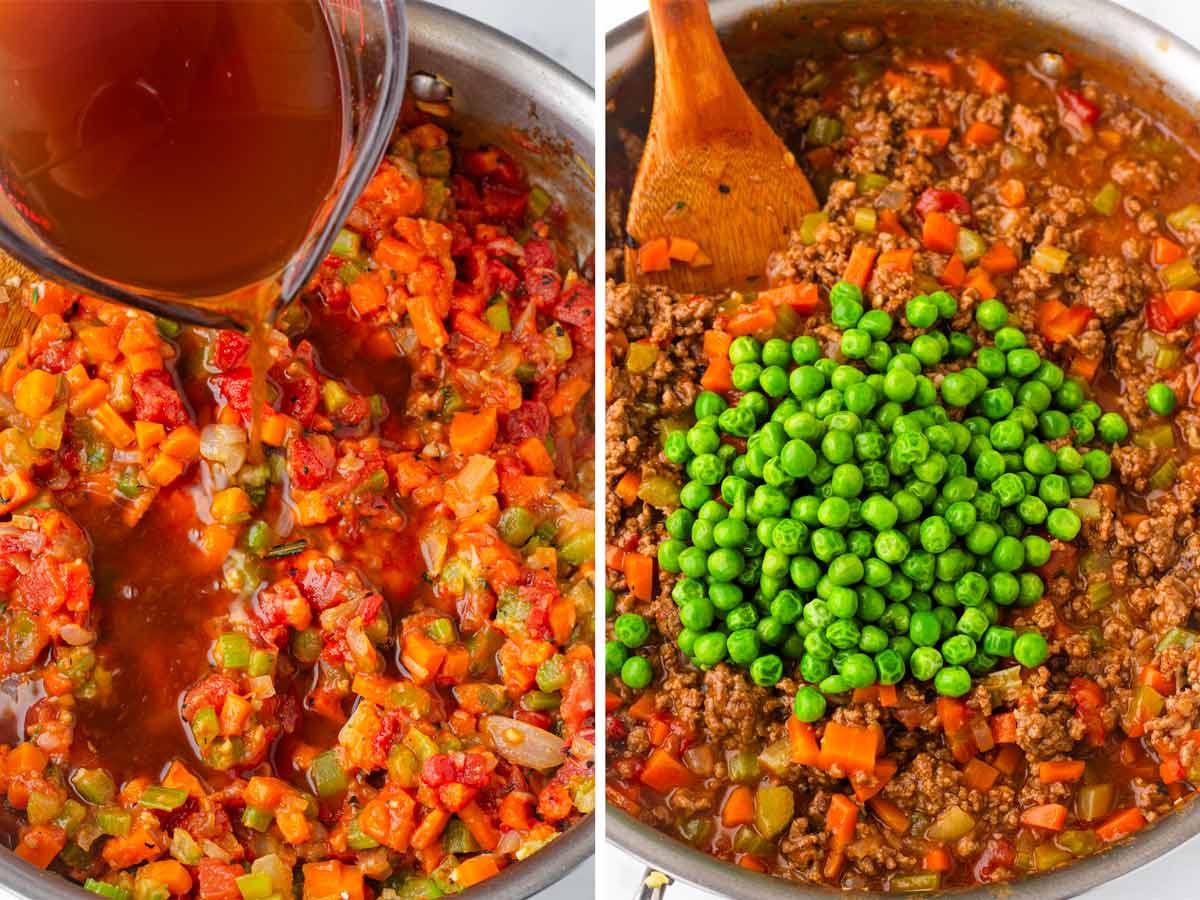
left=793, top=686, right=827, bottom=721
left=620, top=655, right=653, bottom=688
left=1147, top=382, right=1177, bottom=416
left=909, top=646, right=943, bottom=681
left=605, top=640, right=629, bottom=675
left=1013, top=631, right=1049, bottom=667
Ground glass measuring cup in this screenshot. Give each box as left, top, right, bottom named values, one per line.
left=0, top=0, right=407, bottom=329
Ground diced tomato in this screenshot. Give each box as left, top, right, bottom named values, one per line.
left=132, top=370, right=188, bottom=427
left=555, top=282, right=595, bottom=328
left=1058, top=87, right=1101, bottom=125
left=286, top=436, right=333, bottom=490
left=502, top=401, right=551, bottom=441
left=915, top=188, right=971, bottom=219
left=211, top=331, right=250, bottom=371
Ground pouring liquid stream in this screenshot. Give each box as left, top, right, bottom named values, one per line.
left=0, top=0, right=349, bottom=450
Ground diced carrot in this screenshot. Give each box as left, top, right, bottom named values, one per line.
left=993, top=744, right=1023, bottom=775
left=1069, top=354, right=1100, bottom=382
left=1164, top=289, right=1200, bottom=324
left=700, top=356, right=733, bottom=392
left=160, top=424, right=200, bottom=460
left=787, top=716, right=820, bottom=766
left=868, top=795, right=910, bottom=833
left=937, top=697, right=969, bottom=736
left=964, top=121, right=1002, bottom=146
left=134, top=420, right=166, bottom=451
left=1160, top=753, right=1186, bottom=785
left=638, top=238, right=671, bottom=273
left=374, top=237, right=422, bottom=275
left=411, top=809, right=452, bottom=850
left=647, top=717, right=670, bottom=747
left=1039, top=301, right=1093, bottom=343
left=13, top=369, right=57, bottom=418
left=721, top=785, right=755, bottom=827
left=852, top=686, right=879, bottom=705
left=0, top=471, right=36, bottom=517
left=6, top=743, right=46, bottom=775
left=303, top=860, right=365, bottom=900
left=842, top=243, right=879, bottom=289
left=963, top=757, right=1000, bottom=791
left=973, top=58, right=1009, bottom=95
left=999, top=179, right=1027, bottom=208
left=1138, top=663, right=1175, bottom=696
left=402, top=631, right=447, bottom=684
left=457, top=801, right=500, bottom=852
left=408, top=294, right=450, bottom=350
left=640, top=748, right=696, bottom=792
left=449, top=408, right=498, bottom=455
left=127, top=349, right=163, bottom=375
left=452, top=311, right=500, bottom=349
left=702, top=329, right=731, bottom=361
left=922, top=211, right=959, bottom=253
left=964, top=267, right=997, bottom=300
left=1153, top=236, right=1185, bottom=266
left=883, top=70, right=915, bottom=91
left=907, top=59, right=954, bottom=83
left=348, top=273, right=388, bottom=316
left=456, top=854, right=501, bottom=888
left=1096, top=807, right=1146, bottom=843
left=940, top=253, right=967, bottom=288
left=516, top=436, right=555, bottom=476
left=877, top=684, right=898, bottom=707
left=906, top=127, right=952, bottom=151
left=853, top=758, right=897, bottom=802
left=101, top=825, right=162, bottom=868
left=818, top=721, right=877, bottom=774
left=615, top=471, right=641, bottom=505
left=991, top=712, right=1018, bottom=745
left=219, top=693, right=252, bottom=736
left=139, top=859, right=193, bottom=895
left=924, top=846, right=953, bottom=872
left=145, top=452, right=184, bottom=487
left=980, top=242, right=1020, bottom=274
left=876, top=248, right=915, bottom=273
left=1020, top=803, right=1069, bottom=832
left=877, top=209, right=906, bottom=237
left=738, top=854, right=766, bottom=872
left=760, top=282, right=820, bottom=313
left=14, top=824, right=66, bottom=869
left=626, top=691, right=657, bottom=722
left=823, top=794, right=858, bottom=880
left=623, top=552, right=653, bottom=601
left=668, top=237, right=701, bottom=264
left=726, top=301, right=777, bottom=336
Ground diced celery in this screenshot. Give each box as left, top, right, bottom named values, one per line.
left=27, top=790, right=64, bottom=825
left=484, top=299, right=512, bottom=333
left=853, top=207, right=877, bottom=233
left=1091, top=182, right=1120, bottom=216
left=727, top=751, right=760, bottom=783
left=1035, top=842, right=1073, bottom=870
left=96, top=807, right=132, bottom=837
left=1087, top=580, right=1113, bottom=610
left=1131, top=423, right=1175, bottom=448
left=330, top=228, right=361, bottom=260
left=190, top=706, right=220, bottom=750
left=753, top=785, right=795, bottom=839
left=957, top=228, right=987, bottom=264
left=800, top=212, right=828, bottom=246
left=806, top=115, right=843, bottom=147
left=1156, top=627, right=1199, bottom=653
left=84, top=880, right=131, bottom=900
left=346, top=816, right=381, bottom=850
left=417, top=147, right=452, bottom=177
left=241, top=806, right=274, bottom=832
left=1058, top=828, right=1100, bottom=857
left=322, top=380, right=352, bottom=414
left=217, top=632, right=251, bottom=669
left=309, top=750, right=349, bottom=798
left=234, top=872, right=274, bottom=900
left=732, top=823, right=774, bottom=855
left=637, top=475, right=680, bottom=509
left=169, top=828, right=203, bottom=865
left=1162, top=257, right=1200, bottom=290
left=527, top=186, right=553, bottom=219
left=291, top=627, right=322, bottom=663
left=891, top=874, right=941, bottom=893
left=559, top=530, right=594, bottom=565
left=1167, top=203, right=1200, bottom=232
left=1076, top=783, right=1114, bottom=822
left=138, top=785, right=188, bottom=812
left=626, top=341, right=659, bottom=373
left=1068, top=498, right=1102, bottom=521
left=925, top=804, right=975, bottom=841
left=1032, top=245, right=1069, bottom=274
left=1155, top=345, right=1182, bottom=370
left=248, top=649, right=275, bottom=677
left=1149, top=458, right=1178, bottom=491
left=71, top=767, right=116, bottom=805
left=856, top=173, right=889, bottom=193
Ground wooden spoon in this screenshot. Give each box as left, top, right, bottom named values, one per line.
left=625, top=0, right=819, bottom=293
left=0, top=253, right=40, bottom=349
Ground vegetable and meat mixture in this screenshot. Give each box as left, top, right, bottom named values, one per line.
left=0, top=95, right=595, bottom=900
left=606, top=19, right=1200, bottom=892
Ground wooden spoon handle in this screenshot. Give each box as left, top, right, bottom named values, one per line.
left=648, top=0, right=753, bottom=143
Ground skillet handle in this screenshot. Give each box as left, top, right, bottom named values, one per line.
left=634, top=867, right=674, bottom=900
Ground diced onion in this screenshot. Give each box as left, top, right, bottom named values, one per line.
left=59, top=624, right=95, bottom=646
left=200, top=424, right=247, bottom=474
left=481, top=715, right=566, bottom=770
